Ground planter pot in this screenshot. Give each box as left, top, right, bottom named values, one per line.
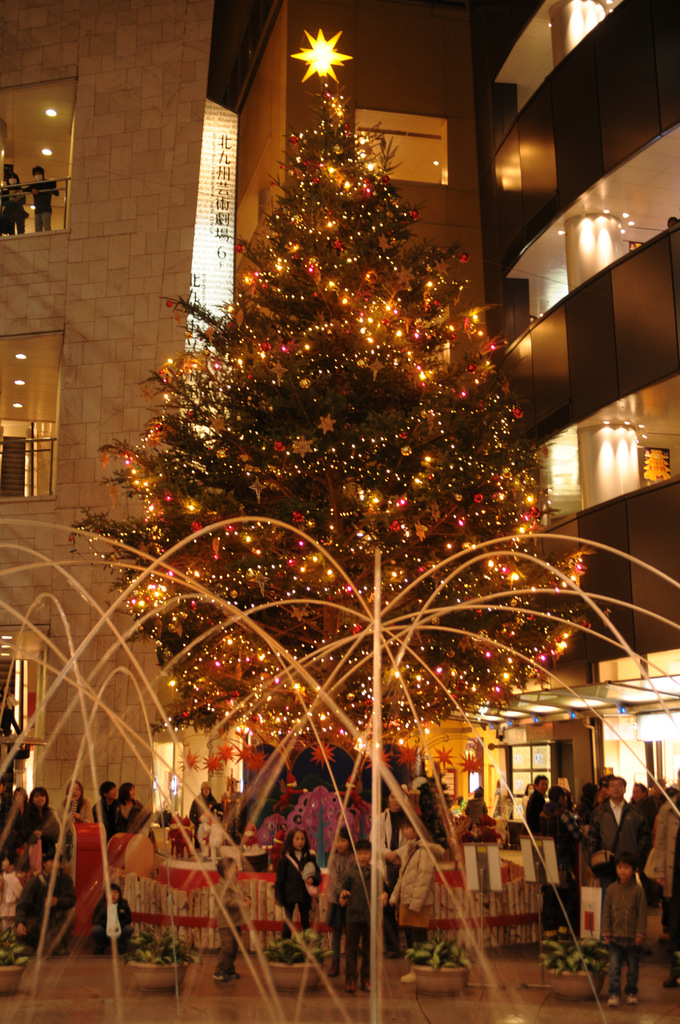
left=413, top=965, right=470, bottom=996
left=126, top=962, right=188, bottom=991
left=0, top=966, right=27, bottom=996
left=266, top=961, right=322, bottom=992
left=548, top=970, right=605, bottom=1000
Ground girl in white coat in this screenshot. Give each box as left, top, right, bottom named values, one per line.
left=389, top=819, right=445, bottom=982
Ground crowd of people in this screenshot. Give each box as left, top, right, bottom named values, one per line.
left=1, top=766, right=680, bottom=1003
left=0, top=776, right=151, bottom=957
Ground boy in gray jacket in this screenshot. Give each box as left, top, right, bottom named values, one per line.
left=339, top=839, right=386, bottom=994
left=213, top=855, right=252, bottom=982
left=602, top=852, right=647, bottom=1007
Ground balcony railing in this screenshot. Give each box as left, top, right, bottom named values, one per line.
left=0, top=177, right=71, bottom=236
left=0, top=437, right=56, bottom=498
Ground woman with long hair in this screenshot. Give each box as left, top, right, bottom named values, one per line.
left=62, top=780, right=93, bottom=823
left=18, top=787, right=60, bottom=871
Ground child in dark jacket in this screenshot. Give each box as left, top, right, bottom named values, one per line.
left=213, top=855, right=252, bottom=981
left=274, top=828, right=320, bottom=939
left=602, top=852, right=647, bottom=1006
left=339, top=839, right=385, bottom=994
left=91, top=883, right=133, bottom=954
left=325, top=827, right=353, bottom=976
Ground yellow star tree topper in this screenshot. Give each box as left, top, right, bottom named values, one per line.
left=291, top=28, right=352, bottom=81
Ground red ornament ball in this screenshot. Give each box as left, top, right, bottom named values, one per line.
left=235, top=243, right=245, bottom=254
left=459, top=252, right=469, bottom=263
left=468, top=363, right=477, bottom=373
left=473, top=493, right=484, bottom=503
left=409, top=210, right=419, bottom=220
left=274, top=441, right=285, bottom=451
left=165, top=300, right=173, bottom=308
left=389, top=520, right=401, bottom=532
left=513, top=407, right=524, bottom=419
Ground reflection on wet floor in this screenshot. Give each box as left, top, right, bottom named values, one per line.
left=2, top=910, right=679, bottom=1024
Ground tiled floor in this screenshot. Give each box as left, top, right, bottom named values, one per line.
left=5, top=949, right=680, bottom=1024
left=3, top=909, right=679, bottom=1024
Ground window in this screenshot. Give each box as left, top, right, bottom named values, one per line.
left=0, top=332, right=61, bottom=498
left=355, top=109, right=447, bottom=185
left=1, top=79, right=76, bottom=233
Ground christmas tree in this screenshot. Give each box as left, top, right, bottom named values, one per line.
left=77, top=90, right=585, bottom=748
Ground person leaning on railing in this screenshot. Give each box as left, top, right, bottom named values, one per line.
left=0, top=173, right=28, bottom=236
left=29, top=166, right=59, bottom=232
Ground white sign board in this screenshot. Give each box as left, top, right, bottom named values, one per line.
left=463, top=842, right=503, bottom=892
left=520, top=835, right=559, bottom=886
left=190, top=100, right=238, bottom=321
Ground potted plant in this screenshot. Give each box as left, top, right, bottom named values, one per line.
left=0, top=928, right=32, bottom=996
left=123, top=926, right=201, bottom=990
left=404, top=931, right=473, bottom=996
left=263, top=929, right=330, bottom=992
left=540, top=937, right=608, bottom=999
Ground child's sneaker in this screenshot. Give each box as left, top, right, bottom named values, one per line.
left=213, top=970, right=230, bottom=982
left=625, top=994, right=637, bottom=1005
left=608, top=994, right=620, bottom=1007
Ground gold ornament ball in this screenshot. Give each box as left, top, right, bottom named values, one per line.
left=216, top=448, right=227, bottom=458
left=455, top=493, right=463, bottom=501
left=230, top=590, right=238, bottom=598
left=300, top=378, right=311, bottom=388
left=401, top=446, right=412, bottom=456
left=356, top=358, right=366, bottom=368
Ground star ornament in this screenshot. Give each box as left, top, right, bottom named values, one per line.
left=291, top=29, right=353, bottom=82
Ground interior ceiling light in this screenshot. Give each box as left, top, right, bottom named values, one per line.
left=603, top=208, right=610, bottom=214
left=1, top=635, right=11, bottom=640
left=12, top=403, right=22, bottom=409
left=15, top=353, right=26, bottom=359
left=14, top=379, right=25, bottom=385
left=45, top=108, right=57, bottom=116
left=628, top=221, right=635, bottom=226
left=622, top=212, right=629, bottom=218
left=41, top=148, right=52, bottom=156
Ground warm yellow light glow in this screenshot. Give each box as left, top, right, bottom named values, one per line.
left=291, top=29, right=353, bottom=82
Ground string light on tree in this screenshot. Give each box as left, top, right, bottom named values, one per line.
left=76, top=76, right=587, bottom=748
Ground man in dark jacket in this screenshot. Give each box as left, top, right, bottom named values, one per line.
left=91, top=883, right=133, bottom=954
left=93, top=780, right=119, bottom=842
left=526, top=775, right=549, bottom=834
left=15, top=850, right=76, bottom=954
left=586, top=776, right=650, bottom=885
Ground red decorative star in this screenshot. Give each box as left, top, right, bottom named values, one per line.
left=203, top=753, right=223, bottom=774
left=242, top=747, right=267, bottom=772
left=310, top=741, right=336, bottom=767
left=182, top=750, right=200, bottom=772
left=217, top=742, right=238, bottom=764
left=395, top=744, right=418, bottom=768
left=365, top=748, right=393, bottom=768
left=458, top=753, right=484, bottom=775
left=433, top=746, right=454, bottom=770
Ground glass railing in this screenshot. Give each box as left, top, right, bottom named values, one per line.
left=0, top=177, right=70, bottom=236
left=0, top=436, right=56, bottom=497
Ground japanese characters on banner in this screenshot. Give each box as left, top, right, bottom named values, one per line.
left=190, top=100, right=238, bottom=321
